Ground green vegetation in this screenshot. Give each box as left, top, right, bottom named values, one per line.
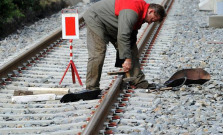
left=0, top=0, right=66, bottom=38
left=39, top=0, right=61, bottom=8
left=0, top=0, right=24, bottom=23
left=0, top=0, right=62, bottom=24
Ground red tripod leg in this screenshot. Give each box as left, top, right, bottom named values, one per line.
left=71, top=62, right=76, bottom=84
left=59, top=62, right=71, bottom=85
left=71, top=61, right=83, bottom=86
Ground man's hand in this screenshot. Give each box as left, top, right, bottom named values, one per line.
left=122, top=58, right=132, bottom=72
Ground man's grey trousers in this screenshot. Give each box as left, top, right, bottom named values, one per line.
left=86, top=27, right=149, bottom=90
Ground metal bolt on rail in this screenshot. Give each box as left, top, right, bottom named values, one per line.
left=6, top=74, right=12, bottom=82
left=123, top=89, right=134, bottom=93
left=22, top=63, right=28, bottom=69
left=27, top=60, right=33, bottom=66
left=1, top=80, right=6, bottom=85
left=107, top=122, right=117, bottom=129
left=12, top=70, right=19, bottom=77
left=39, top=51, right=44, bottom=57
left=46, top=47, right=52, bottom=52
left=107, top=115, right=120, bottom=123
left=1, top=77, right=12, bottom=85
left=7, top=73, right=12, bottom=78
left=31, top=57, right=36, bottom=63
left=114, top=103, right=125, bottom=109
left=117, top=97, right=129, bottom=103
left=35, top=54, right=40, bottom=59
left=43, top=49, right=48, bottom=54
left=49, top=44, right=54, bottom=48
left=54, top=40, right=60, bottom=45
left=120, top=93, right=132, bottom=98
left=18, top=66, right=24, bottom=73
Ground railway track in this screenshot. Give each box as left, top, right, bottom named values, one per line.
left=1, top=0, right=223, bottom=135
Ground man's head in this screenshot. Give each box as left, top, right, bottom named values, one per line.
left=145, top=3, right=166, bottom=24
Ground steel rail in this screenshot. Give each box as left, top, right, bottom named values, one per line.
left=0, top=17, right=85, bottom=80
left=81, top=76, right=123, bottom=135
left=81, top=0, right=174, bottom=134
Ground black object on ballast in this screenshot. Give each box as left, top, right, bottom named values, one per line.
left=164, top=68, right=211, bottom=87
left=148, top=68, right=211, bottom=92
left=60, top=90, right=101, bottom=103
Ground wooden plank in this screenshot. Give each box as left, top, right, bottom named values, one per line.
left=14, top=90, right=33, bottom=96
left=199, top=0, right=214, bottom=11
left=209, top=15, right=223, bottom=27
left=28, top=87, right=70, bottom=95
left=12, top=94, right=56, bottom=103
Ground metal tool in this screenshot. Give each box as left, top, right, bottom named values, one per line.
left=123, top=72, right=136, bottom=89
left=147, top=77, right=186, bottom=93
left=107, top=70, right=125, bottom=75
left=107, top=70, right=136, bottom=89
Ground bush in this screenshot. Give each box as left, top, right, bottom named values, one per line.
left=13, top=0, right=41, bottom=15
left=0, top=0, right=24, bottom=24
left=0, top=0, right=66, bottom=38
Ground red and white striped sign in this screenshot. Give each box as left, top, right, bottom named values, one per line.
left=62, top=13, right=79, bottom=39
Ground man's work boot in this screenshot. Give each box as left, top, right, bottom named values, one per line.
left=60, top=90, right=101, bottom=103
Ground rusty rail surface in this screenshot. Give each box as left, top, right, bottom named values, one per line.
left=81, top=0, right=174, bottom=134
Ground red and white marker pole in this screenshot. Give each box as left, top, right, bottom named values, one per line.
left=59, top=39, right=83, bottom=86
left=59, top=9, right=82, bottom=86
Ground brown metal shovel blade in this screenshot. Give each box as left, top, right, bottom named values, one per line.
left=164, top=68, right=211, bottom=87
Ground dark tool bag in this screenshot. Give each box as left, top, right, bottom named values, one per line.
left=164, top=68, right=211, bottom=87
